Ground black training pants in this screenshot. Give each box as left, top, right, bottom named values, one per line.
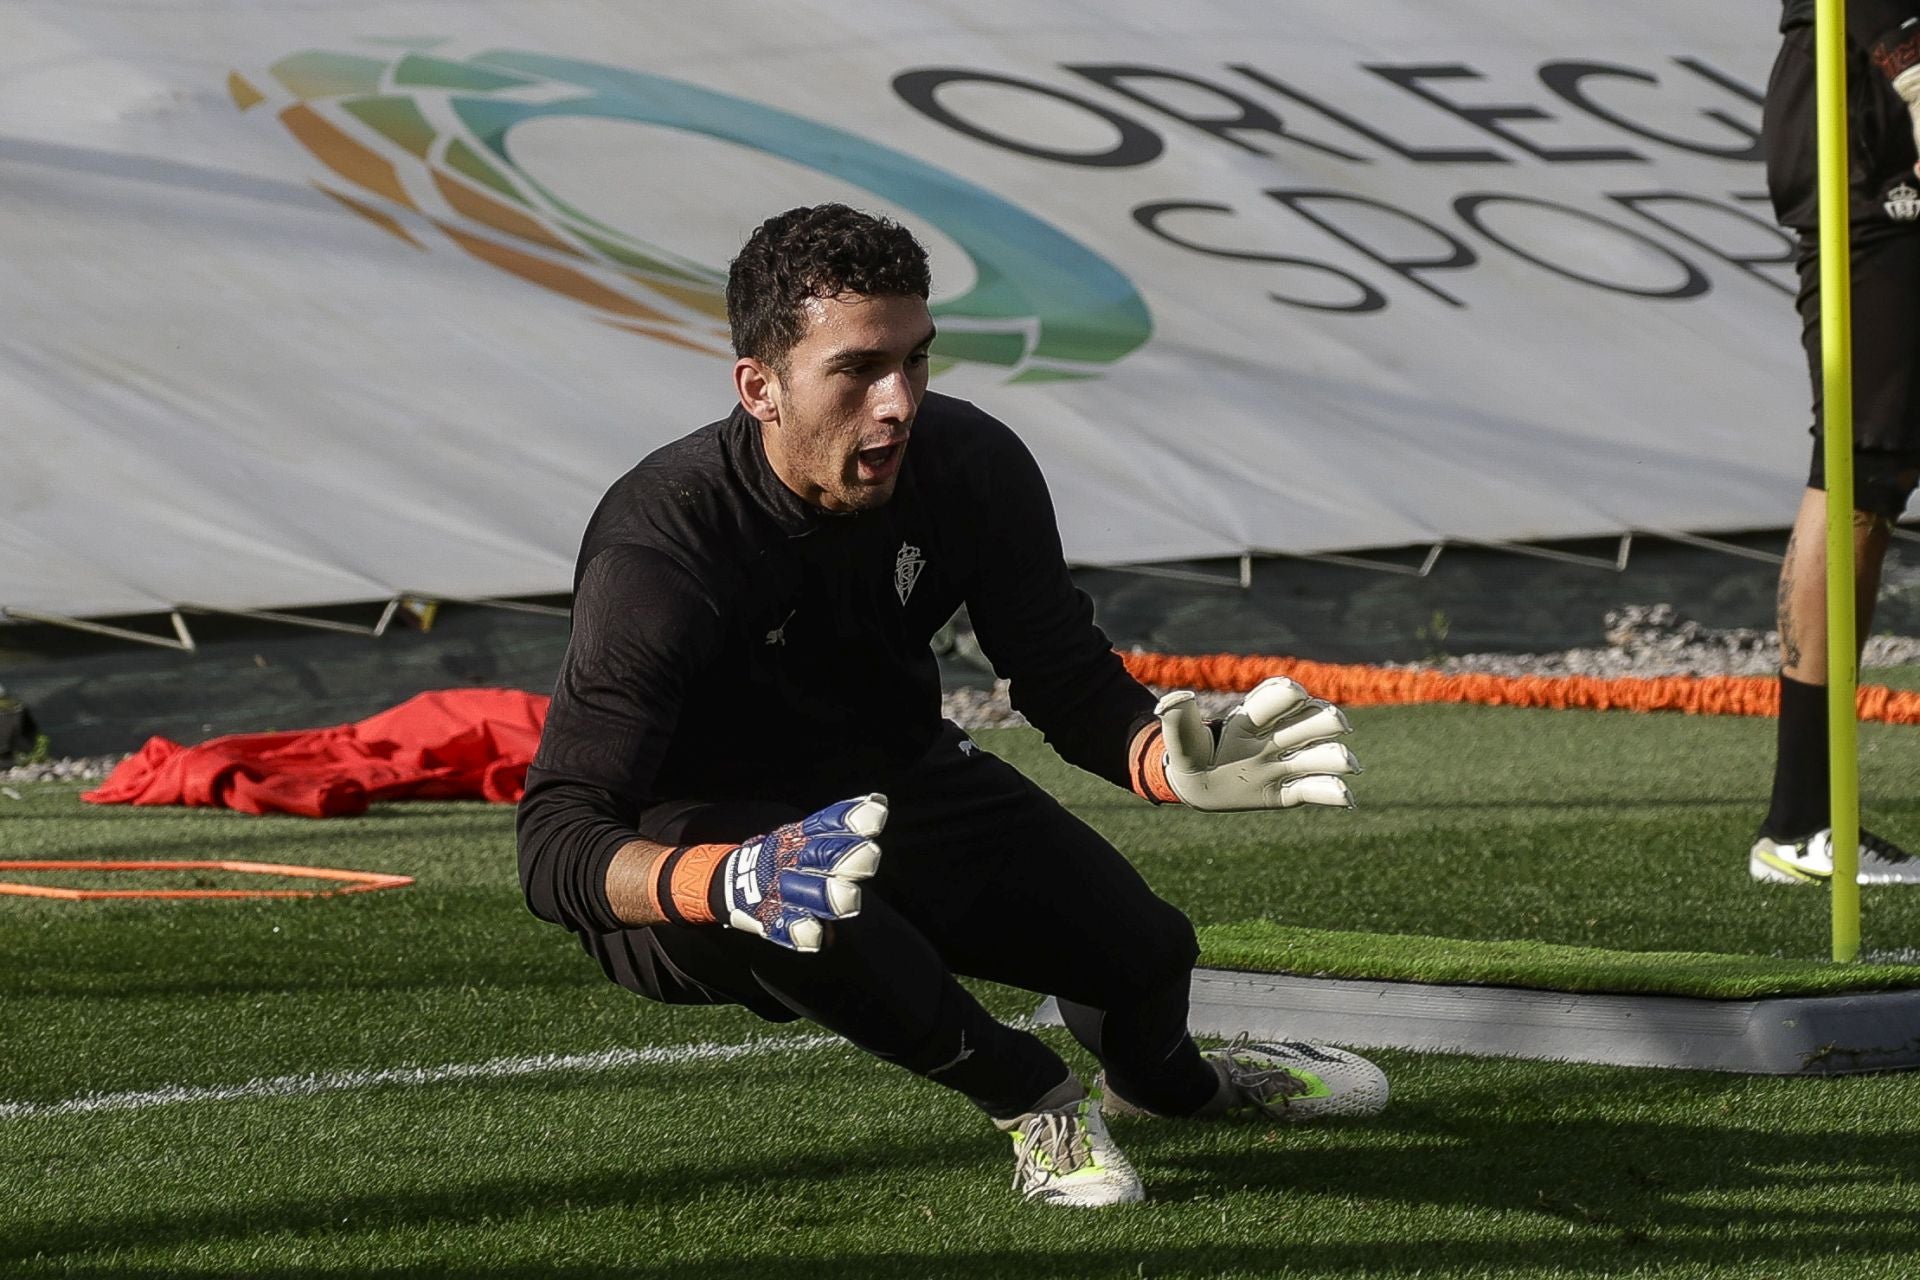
left=573, top=723, right=1218, bottom=1121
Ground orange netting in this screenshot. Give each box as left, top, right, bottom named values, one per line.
left=1116, top=652, right=1920, bottom=725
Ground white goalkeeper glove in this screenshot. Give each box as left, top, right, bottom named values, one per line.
left=1155, top=677, right=1358, bottom=812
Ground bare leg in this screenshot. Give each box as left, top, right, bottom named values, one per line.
left=1776, top=487, right=1893, bottom=681
left=1761, top=487, right=1900, bottom=842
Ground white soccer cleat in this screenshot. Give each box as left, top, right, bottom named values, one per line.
left=1000, top=1086, right=1144, bottom=1208
left=1750, top=828, right=1920, bottom=886
left=1204, top=1035, right=1390, bottom=1123
left=1103, top=1033, right=1389, bottom=1124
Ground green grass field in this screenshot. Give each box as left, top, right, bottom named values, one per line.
left=6, top=704, right=1920, bottom=1278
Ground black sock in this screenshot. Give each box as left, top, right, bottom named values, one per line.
left=1762, top=674, right=1830, bottom=840
left=1057, top=988, right=1219, bottom=1118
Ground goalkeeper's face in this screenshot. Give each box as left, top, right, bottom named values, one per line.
left=739, top=292, right=934, bottom=514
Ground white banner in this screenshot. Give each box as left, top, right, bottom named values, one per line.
left=3, top=1, right=1802, bottom=619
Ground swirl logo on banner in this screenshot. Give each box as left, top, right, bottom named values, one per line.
left=228, top=44, right=1153, bottom=382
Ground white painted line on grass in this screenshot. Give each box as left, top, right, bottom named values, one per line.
left=0, top=1033, right=846, bottom=1122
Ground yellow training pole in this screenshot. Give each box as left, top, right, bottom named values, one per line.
left=1814, top=0, right=1861, bottom=961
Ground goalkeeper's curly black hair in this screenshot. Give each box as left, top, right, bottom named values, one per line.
left=726, top=204, right=931, bottom=371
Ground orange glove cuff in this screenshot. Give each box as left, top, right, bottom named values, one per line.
left=1128, top=721, right=1181, bottom=805
left=658, top=842, right=731, bottom=927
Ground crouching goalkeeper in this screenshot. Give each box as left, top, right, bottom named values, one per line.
left=517, top=203, right=1387, bottom=1209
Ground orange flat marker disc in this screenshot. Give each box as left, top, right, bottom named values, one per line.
left=0, top=860, right=414, bottom=901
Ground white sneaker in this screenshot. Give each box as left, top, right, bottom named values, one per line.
left=1750, top=828, right=1920, bottom=885
left=1104, top=1033, right=1390, bottom=1124
left=999, top=1082, right=1144, bottom=1208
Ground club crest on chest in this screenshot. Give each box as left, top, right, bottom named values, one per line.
left=764, top=608, right=795, bottom=646
left=894, top=543, right=926, bottom=604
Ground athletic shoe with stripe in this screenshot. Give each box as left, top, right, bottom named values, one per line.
left=1750, top=827, right=1920, bottom=885
left=1102, top=1033, right=1390, bottom=1124
left=999, top=1083, right=1144, bottom=1208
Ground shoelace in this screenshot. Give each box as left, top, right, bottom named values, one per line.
left=1012, top=1109, right=1089, bottom=1192
left=1861, top=830, right=1915, bottom=865
left=1219, top=1032, right=1313, bottom=1111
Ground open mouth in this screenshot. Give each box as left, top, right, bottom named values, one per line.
left=854, top=439, right=906, bottom=479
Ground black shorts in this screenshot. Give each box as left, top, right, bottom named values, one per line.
left=573, top=722, right=1199, bottom=1024
left=1767, top=26, right=1920, bottom=513
left=1793, top=231, right=1920, bottom=517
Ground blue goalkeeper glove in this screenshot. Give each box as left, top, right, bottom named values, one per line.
left=665, top=794, right=888, bottom=952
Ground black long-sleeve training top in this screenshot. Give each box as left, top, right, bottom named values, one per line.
left=517, top=391, right=1156, bottom=936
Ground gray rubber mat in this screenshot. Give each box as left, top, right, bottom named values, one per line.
left=1036, top=968, right=1920, bottom=1075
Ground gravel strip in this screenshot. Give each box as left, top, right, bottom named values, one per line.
left=0, top=754, right=128, bottom=785
left=1396, top=604, right=1920, bottom=680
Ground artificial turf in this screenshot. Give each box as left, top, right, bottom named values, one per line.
left=4, top=703, right=1920, bottom=1278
